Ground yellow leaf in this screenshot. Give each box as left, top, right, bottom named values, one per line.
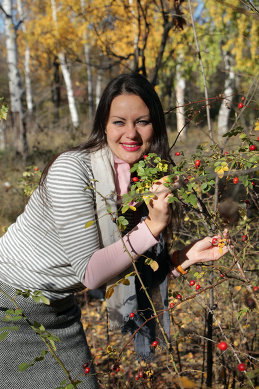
left=235, top=286, right=241, bottom=291
left=150, top=260, right=159, bottom=272
left=120, top=278, right=130, bottom=286
left=178, top=376, right=198, bottom=388
left=216, top=168, right=225, bottom=179
left=85, top=220, right=95, bottom=229
left=105, top=287, right=114, bottom=299
left=129, top=205, right=136, bottom=211
left=219, top=246, right=223, bottom=255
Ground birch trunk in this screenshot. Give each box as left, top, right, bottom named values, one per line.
left=175, top=59, right=186, bottom=139
left=2, top=0, right=28, bottom=157
left=129, top=0, right=139, bottom=72
left=51, top=0, right=79, bottom=129
left=95, top=69, right=102, bottom=108
left=0, top=119, right=7, bottom=151
left=217, top=50, right=235, bottom=142
left=80, top=0, right=94, bottom=120
left=17, top=0, right=33, bottom=114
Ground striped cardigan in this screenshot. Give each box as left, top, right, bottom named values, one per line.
left=0, top=151, right=100, bottom=300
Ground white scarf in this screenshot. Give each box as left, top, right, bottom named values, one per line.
left=90, top=146, right=137, bottom=329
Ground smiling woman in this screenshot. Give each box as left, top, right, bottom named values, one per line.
left=106, top=94, right=154, bottom=165
left=0, top=73, right=229, bottom=388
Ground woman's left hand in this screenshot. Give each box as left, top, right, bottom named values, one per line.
left=180, top=229, right=230, bottom=268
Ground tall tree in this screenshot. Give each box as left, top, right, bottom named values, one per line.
left=51, top=0, right=79, bottom=129
left=17, top=0, right=33, bottom=115
left=1, top=0, right=28, bottom=157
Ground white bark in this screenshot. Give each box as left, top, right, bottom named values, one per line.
left=80, top=0, right=94, bottom=120
left=3, top=0, right=28, bottom=155
left=218, top=51, right=235, bottom=141
left=175, top=58, right=186, bottom=139
left=51, top=0, right=79, bottom=128
left=17, top=0, right=33, bottom=113
left=0, top=119, right=6, bottom=151
left=95, top=69, right=102, bottom=108
left=129, top=0, right=139, bottom=71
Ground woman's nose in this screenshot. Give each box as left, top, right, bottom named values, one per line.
left=125, top=122, right=138, bottom=138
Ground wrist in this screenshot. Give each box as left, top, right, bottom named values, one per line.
left=144, top=218, right=164, bottom=239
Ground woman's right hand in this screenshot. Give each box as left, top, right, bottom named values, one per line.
left=144, top=177, right=172, bottom=238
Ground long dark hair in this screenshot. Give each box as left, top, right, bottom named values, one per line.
left=40, top=73, right=171, bottom=186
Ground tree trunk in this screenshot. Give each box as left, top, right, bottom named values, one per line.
left=52, top=56, right=61, bottom=122
left=0, top=119, right=7, bottom=151
left=175, top=58, right=186, bottom=139
left=17, top=0, right=33, bottom=114
left=217, top=50, right=235, bottom=142
left=2, top=0, right=28, bottom=157
left=80, top=0, right=94, bottom=120
left=51, top=0, right=79, bottom=129
left=128, top=0, right=139, bottom=72
left=95, top=69, right=102, bottom=108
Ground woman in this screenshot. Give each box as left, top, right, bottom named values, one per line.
left=0, top=73, right=228, bottom=388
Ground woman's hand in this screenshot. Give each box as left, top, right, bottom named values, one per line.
left=177, top=230, right=230, bottom=270
left=144, top=177, right=172, bottom=238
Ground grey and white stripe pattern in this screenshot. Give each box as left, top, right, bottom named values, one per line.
left=0, top=151, right=101, bottom=300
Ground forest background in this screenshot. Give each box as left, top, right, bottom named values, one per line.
left=0, top=0, right=258, bottom=388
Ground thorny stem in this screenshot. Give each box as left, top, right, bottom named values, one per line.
left=93, top=187, right=185, bottom=389
left=0, top=288, right=79, bottom=387
left=188, top=0, right=214, bottom=144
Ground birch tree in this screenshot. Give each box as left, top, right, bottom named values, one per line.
left=17, top=0, right=33, bottom=114
left=217, top=49, right=235, bottom=141
left=51, top=0, right=79, bottom=129
left=175, top=54, right=186, bottom=139
left=1, top=0, right=28, bottom=157
left=80, top=0, right=94, bottom=120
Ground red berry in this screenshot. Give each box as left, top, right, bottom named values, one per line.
left=217, top=341, right=228, bottom=351
left=135, top=374, right=140, bottom=381
left=132, top=177, right=139, bottom=182
left=238, top=363, right=246, bottom=372
left=233, top=177, right=239, bottom=184
left=143, top=155, right=148, bottom=159
left=175, top=152, right=181, bottom=156
left=196, top=284, right=201, bottom=290
left=189, top=280, right=195, bottom=286
left=176, top=294, right=182, bottom=300
left=34, top=167, right=38, bottom=171
left=116, top=367, right=120, bottom=372
left=242, top=234, right=247, bottom=242
left=241, top=96, right=245, bottom=101
left=251, top=181, right=255, bottom=186
left=238, top=102, right=244, bottom=109
left=249, top=144, right=256, bottom=151
left=169, top=302, right=174, bottom=308
left=152, top=340, right=158, bottom=347
left=224, top=151, right=229, bottom=155
left=245, top=199, right=250, bottom=204
left=195, top=159, right=201, bottom=168
left=139, top=371, right=143, bottom=378
left=220, top=274, right=224, bottom=278
left=84, top=367, right=90, bottom=374
left=257, top=136, right=259, bottom=141
left=129, top=312, right=135, bottom=318
left=253, top=286, right=258, bottom=292
left=212, top=237, right=218, bottom=246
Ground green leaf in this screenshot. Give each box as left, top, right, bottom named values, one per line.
left=0, top=332, right=8, bottom=341
left=40, top=296, right=50, bottom=305
left=32, top=296, right=41, bottom=303
left=121, top=205, right=129, bottom=214
left=18, top=363, right=31, bottom=372
left=85, top=220, right=95, bottom=229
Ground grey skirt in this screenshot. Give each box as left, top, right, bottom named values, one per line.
left=0, top=281, right=100, bottom=389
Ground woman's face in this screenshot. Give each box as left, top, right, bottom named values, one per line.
left=106, top=94, right=154, bottom=165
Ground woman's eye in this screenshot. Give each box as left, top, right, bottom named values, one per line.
left=113, top=120, right=124, bottom=125
left=137, top=120, right=150, bottom=125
